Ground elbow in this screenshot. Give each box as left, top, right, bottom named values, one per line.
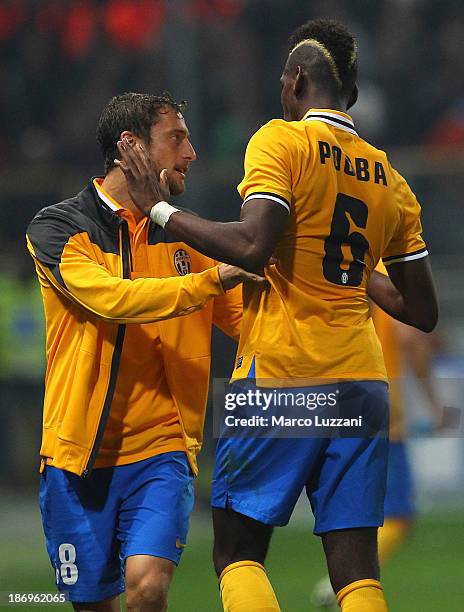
left=91, top=300, right=132, bottom=323
left=238, top=244, right=269, bottom=273
left=411, top=304, right=439, bottom=333
left=94, top=306, right=126, bottom=323
left=416, top=316, right=438, bottom=334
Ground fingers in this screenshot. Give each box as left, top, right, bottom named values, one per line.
left=219, top=263, right=267, bottom=291
left=114, top=138, right=171, bottom=207
left=136, top=142, right=153, bottom=175
left=240, top=271, right=268, bottom=286
left=116, top=139, right=144, bottom=176
left=115, top=141, right=133, bottom=175
left=116, top=140, right=169, bottom=199
left=118, top=137, right=154, bottom=177
left=159, top=169, right=170, bottom=200
left=114, top=158, right=129, bottom=173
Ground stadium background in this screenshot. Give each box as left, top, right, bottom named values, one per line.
left=1, top=0, right=463, bottom=609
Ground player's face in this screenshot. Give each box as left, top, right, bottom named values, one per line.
left=147, top=107, right=196, bottom=197
left=280, top=66, right=299, bottom=121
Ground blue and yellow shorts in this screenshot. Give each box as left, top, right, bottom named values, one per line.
left=212, top=378, right=389, bottom=535
left=39, top=451, right=193, bottom=603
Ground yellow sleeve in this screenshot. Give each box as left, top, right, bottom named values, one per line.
left=27, top=232, right=224, bottom=324
left=212, top=284, right=242, bottom=340
left=375, top=261, right=388, bottom=275
left=382, top=168, right=428, bottom=266
left=237, top=120, right=293, bottom=213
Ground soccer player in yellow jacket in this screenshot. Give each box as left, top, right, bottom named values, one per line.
left=25, top=93, right=266, bottom=611
left=118, top=20, right=438, bottom=612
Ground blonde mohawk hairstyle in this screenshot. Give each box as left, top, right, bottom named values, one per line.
left=290, top=38, right=343, bottom=89
left=288, top=19, right=358, bottom=98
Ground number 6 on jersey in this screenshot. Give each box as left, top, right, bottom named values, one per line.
left=323, top=193, right=369, bottom=287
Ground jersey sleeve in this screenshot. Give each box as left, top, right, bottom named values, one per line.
left=382, top=169, right=428, bottom=266
left=26, top=212, right=225, bottom=324
left=237, top=121, right=293, bottom=214
left=212, top=284, right=242, bottom=341
left=375, top=261, right=388, bottom=275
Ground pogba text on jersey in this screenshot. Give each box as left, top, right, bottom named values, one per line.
left=318, top=140, right=388, bottom=185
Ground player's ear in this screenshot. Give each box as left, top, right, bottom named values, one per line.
left=120, top=130, right=137, bottom=145
left=347, top=84, right=358, bottom=110
left=294, top=65, right=307, bottom=99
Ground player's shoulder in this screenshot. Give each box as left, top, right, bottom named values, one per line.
left=354, top=135, right=413, bottom=190
left=354, top=134, right=390, bottom=166
left=365, top=144, right=415, bottom=199
left=356, top=136, right=407, bottom=181
left=27, top=185, right=101, bottom=244
left=250, top=118, right=290, bottom=140
left=30, top=197, right=78, bottom=221
left=26, top=196, right=84, bottom=261
left=27, top=197, right=80, bottom=236
left=261, top=117, right=310, bottom=137
left=247, top=118, right=304, bottom=153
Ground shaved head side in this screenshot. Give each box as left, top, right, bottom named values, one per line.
left=288, top=19, right=358, bottom=102
left=288, top=39, right=342, bottom=95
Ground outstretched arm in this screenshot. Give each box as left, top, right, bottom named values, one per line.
left=165, top=200, right=288, bottom=272
left=27, top=215, right=266, bottom=325
left=114, top=137, right=289, bottom=272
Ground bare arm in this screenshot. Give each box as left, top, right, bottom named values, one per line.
left=114, top=137, right=288, bottom=272
left=368, top=257, right=438, bottom=332
left=165, top=201, right=288, bottom=272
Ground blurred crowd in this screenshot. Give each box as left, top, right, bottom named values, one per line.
left=2, top=0, right=464, bottom=169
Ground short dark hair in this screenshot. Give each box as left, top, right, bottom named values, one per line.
left=96, top=92, right=185, bottom=173
left=288, top=19, right=358, bottom=99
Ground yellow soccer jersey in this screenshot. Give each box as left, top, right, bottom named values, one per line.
left=233, top=108, right=427, bottom=383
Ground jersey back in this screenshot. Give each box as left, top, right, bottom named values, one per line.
left=233, top=109, right=427, bottom=382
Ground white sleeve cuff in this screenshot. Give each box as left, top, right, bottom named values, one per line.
left=242, top=193, right=290, bottom=214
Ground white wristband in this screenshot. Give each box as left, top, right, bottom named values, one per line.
left=149, top=201, right=179, bottom=228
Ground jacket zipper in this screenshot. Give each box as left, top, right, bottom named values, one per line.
left=82, top=221, right=131, bottom=478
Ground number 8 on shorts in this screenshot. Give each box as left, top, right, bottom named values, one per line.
left=58, top=543, right=78, bottom=586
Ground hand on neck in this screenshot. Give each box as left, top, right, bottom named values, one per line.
left=100, top=168, right=145, bottom=222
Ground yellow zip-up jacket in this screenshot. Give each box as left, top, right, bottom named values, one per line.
left=26, top=181, right=242, bottom=478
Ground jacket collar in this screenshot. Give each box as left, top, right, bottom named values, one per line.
left=92, top=177, right=124, bottom=212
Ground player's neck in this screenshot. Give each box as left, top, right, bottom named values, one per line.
left=297, top=94, right=345, bottom=119
left=100, top=169, right=145, bottom=222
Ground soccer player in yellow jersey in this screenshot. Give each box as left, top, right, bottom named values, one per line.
left=120, top=19, right=438, bottom=612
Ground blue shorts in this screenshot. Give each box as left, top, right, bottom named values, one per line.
left=384, top=441, right=415, bottom=518
left=39, top=451, right=193, bottom=603
left=212, top=380, right=389, bottom=534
